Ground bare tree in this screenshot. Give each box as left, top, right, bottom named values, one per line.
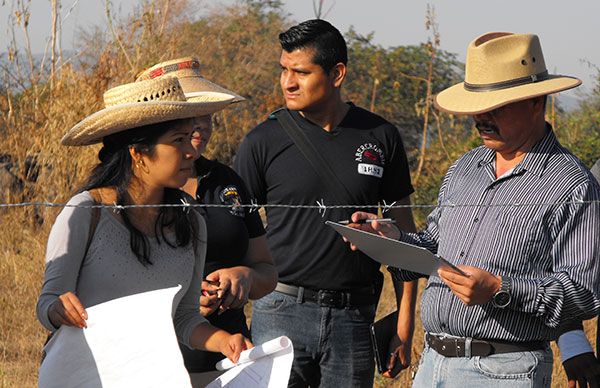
left=369, top=78, right=379, bottom=112
left=413, top=4, right=440, bottom=186
left=50, top=0, right=59, bottom=90
left=312, top=0, right=334, bottom=19
left=105, top=0, right=135, bottom=74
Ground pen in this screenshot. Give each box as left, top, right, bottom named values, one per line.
left=337, top=218, right=396, bottom=225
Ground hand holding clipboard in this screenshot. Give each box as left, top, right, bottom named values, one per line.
left=329, top=219, right=514, bottom=308
left=326, top=221, right=466, bottom=276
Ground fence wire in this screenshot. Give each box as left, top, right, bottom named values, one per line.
left=0, top=200, right=598, bottom=212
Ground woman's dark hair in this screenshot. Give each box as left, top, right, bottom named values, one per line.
left=278, top=19, right=347, bottom=73
left=80, top=118, right=198, bottom=266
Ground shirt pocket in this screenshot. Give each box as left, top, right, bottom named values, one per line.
left=493, top=209, right=548, bottom=271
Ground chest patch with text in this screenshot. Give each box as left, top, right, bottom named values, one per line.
left=219, top=185, right=245, bottom=217
left=355, top=143, right=385, bottom=178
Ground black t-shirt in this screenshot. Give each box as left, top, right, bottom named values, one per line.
left=194, top=156, right=265, bottom=276
left=234, top=104, right=414, bottom=290
left=180, top=157, right=263, bottom=373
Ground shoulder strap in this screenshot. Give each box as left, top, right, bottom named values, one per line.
left=275, top=109, right=353, bottom=205
left=182, top=191, right=204, bottom=260
left=84, top=190, right=102, bottom=262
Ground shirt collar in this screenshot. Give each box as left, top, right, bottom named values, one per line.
left=291, top=102, right=355, bottom=131
left=514, top=124, right=557, bottom=178
left=194, top=156, right=214, bottom=178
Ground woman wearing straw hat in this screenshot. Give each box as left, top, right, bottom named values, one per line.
left=136, top=58, right=277, bottom=374
left=36, top=76, right=252, bottom=386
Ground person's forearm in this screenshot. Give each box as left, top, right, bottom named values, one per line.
left=248, top=262, right=278, bottom=299
left=398, top=280, right=417, bottom=339
left=188, top=322, right=231, bottom=352
left=394, top=278, right=417, bottom=341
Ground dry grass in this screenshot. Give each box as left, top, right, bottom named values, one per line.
left=1, top=249, right=595, bottom=387
left=0, top=209, right=50, bottom=388
left=0, top=2, right=597, bottom=387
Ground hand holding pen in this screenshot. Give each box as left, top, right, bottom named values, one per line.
left=341, top=212, right=401, bottom=250
left=338, top=217, right=395, bottom=225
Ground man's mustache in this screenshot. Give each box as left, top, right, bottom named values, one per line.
left=475, top=121, right=499, bottom=135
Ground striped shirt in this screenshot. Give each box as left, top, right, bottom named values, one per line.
left=391, top=129, right=600, bottom=342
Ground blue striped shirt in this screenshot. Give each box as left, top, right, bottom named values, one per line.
left=391, top=129, right=600, bottom=342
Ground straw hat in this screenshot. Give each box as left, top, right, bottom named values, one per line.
left=135, top=57, right=245, bottom=103
left=434, top=32, right=581, bottom=115
left=61, top=77, right=235, bottom=146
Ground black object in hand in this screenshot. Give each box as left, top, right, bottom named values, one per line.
left=563, top=352, right=600, bottom=388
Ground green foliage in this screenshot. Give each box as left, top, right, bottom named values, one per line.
left=557, top=91, right=600, bottom=167
left=178, top=5, right=289, bottom=164
left=344, top=28, right=463, bottom=154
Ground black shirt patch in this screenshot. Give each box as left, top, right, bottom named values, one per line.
left=194, top=157, right=265, bottom=277
left=218, top=185, right=245, bottom=218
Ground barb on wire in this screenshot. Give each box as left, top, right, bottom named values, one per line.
left=179, top=197, right=191, bottom=214
left=249, top=198, right=259, bottom=213
left=316, top=199, right=327, bottom=218
left=382, top=200, right=396, bottom=214
left=112, top=201, right=124, bottom=214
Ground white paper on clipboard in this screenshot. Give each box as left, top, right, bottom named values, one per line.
left=326, top=221, right=465, bottom=276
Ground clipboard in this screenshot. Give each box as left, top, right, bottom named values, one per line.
left=326, top=221, right=466, bottom=276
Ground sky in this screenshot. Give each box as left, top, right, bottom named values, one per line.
left=1, top=0, right=599, bottom=98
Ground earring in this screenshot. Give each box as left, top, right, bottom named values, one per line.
left=136, top=160, right=150, bottom=174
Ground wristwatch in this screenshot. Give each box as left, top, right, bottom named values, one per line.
left=491, top=277, right=511, bottom=308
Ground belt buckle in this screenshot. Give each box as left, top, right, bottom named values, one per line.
left=454, top=338, right=462, bottom=357
left=318, top=290, right=344, bottom=308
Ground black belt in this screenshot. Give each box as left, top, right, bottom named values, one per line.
left=426, top=333, right=547, bottom=357
left=274, top=282, right=377, bottom=309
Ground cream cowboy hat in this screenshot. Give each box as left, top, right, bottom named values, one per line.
left=61, top=77, right=235, bottom=146
left=135, top=57, right=245, bottom=103
left=434, top=32, right=581, bottom=115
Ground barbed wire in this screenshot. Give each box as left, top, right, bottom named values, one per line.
left=0, top=200, right=598, bottom=211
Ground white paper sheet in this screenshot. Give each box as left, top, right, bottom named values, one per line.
left=326, top=221, right=465, bottom=276
left=39, top=285, right=192, bottom=388
left=207, top=336, right=294, bottom=388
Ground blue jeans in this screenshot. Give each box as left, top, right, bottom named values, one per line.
left=413, top=342, right=553, bottom=387
left=251, top=291, right=376, bottom=388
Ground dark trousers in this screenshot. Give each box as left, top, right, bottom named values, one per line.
left=251, top=291, right=376, bottom=388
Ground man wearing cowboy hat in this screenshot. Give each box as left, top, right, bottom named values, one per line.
left=349, top=32, right=600, bottom=387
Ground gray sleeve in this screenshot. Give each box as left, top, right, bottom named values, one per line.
left=591, top=159, right=600, bottom=182
left=36, top=192, right=94, bottom=331
left=174, top=210, right=209, bottom=349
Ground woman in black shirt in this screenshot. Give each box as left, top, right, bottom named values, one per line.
left=179, top=114, right=277, bottom=372
left=136, top=58, right=277, bottom=372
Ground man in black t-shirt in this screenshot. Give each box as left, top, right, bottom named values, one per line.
left=234, top=19, right=417, bottom=387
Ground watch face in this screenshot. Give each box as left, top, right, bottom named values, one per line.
left=493, top=291, right=511, bottom=308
